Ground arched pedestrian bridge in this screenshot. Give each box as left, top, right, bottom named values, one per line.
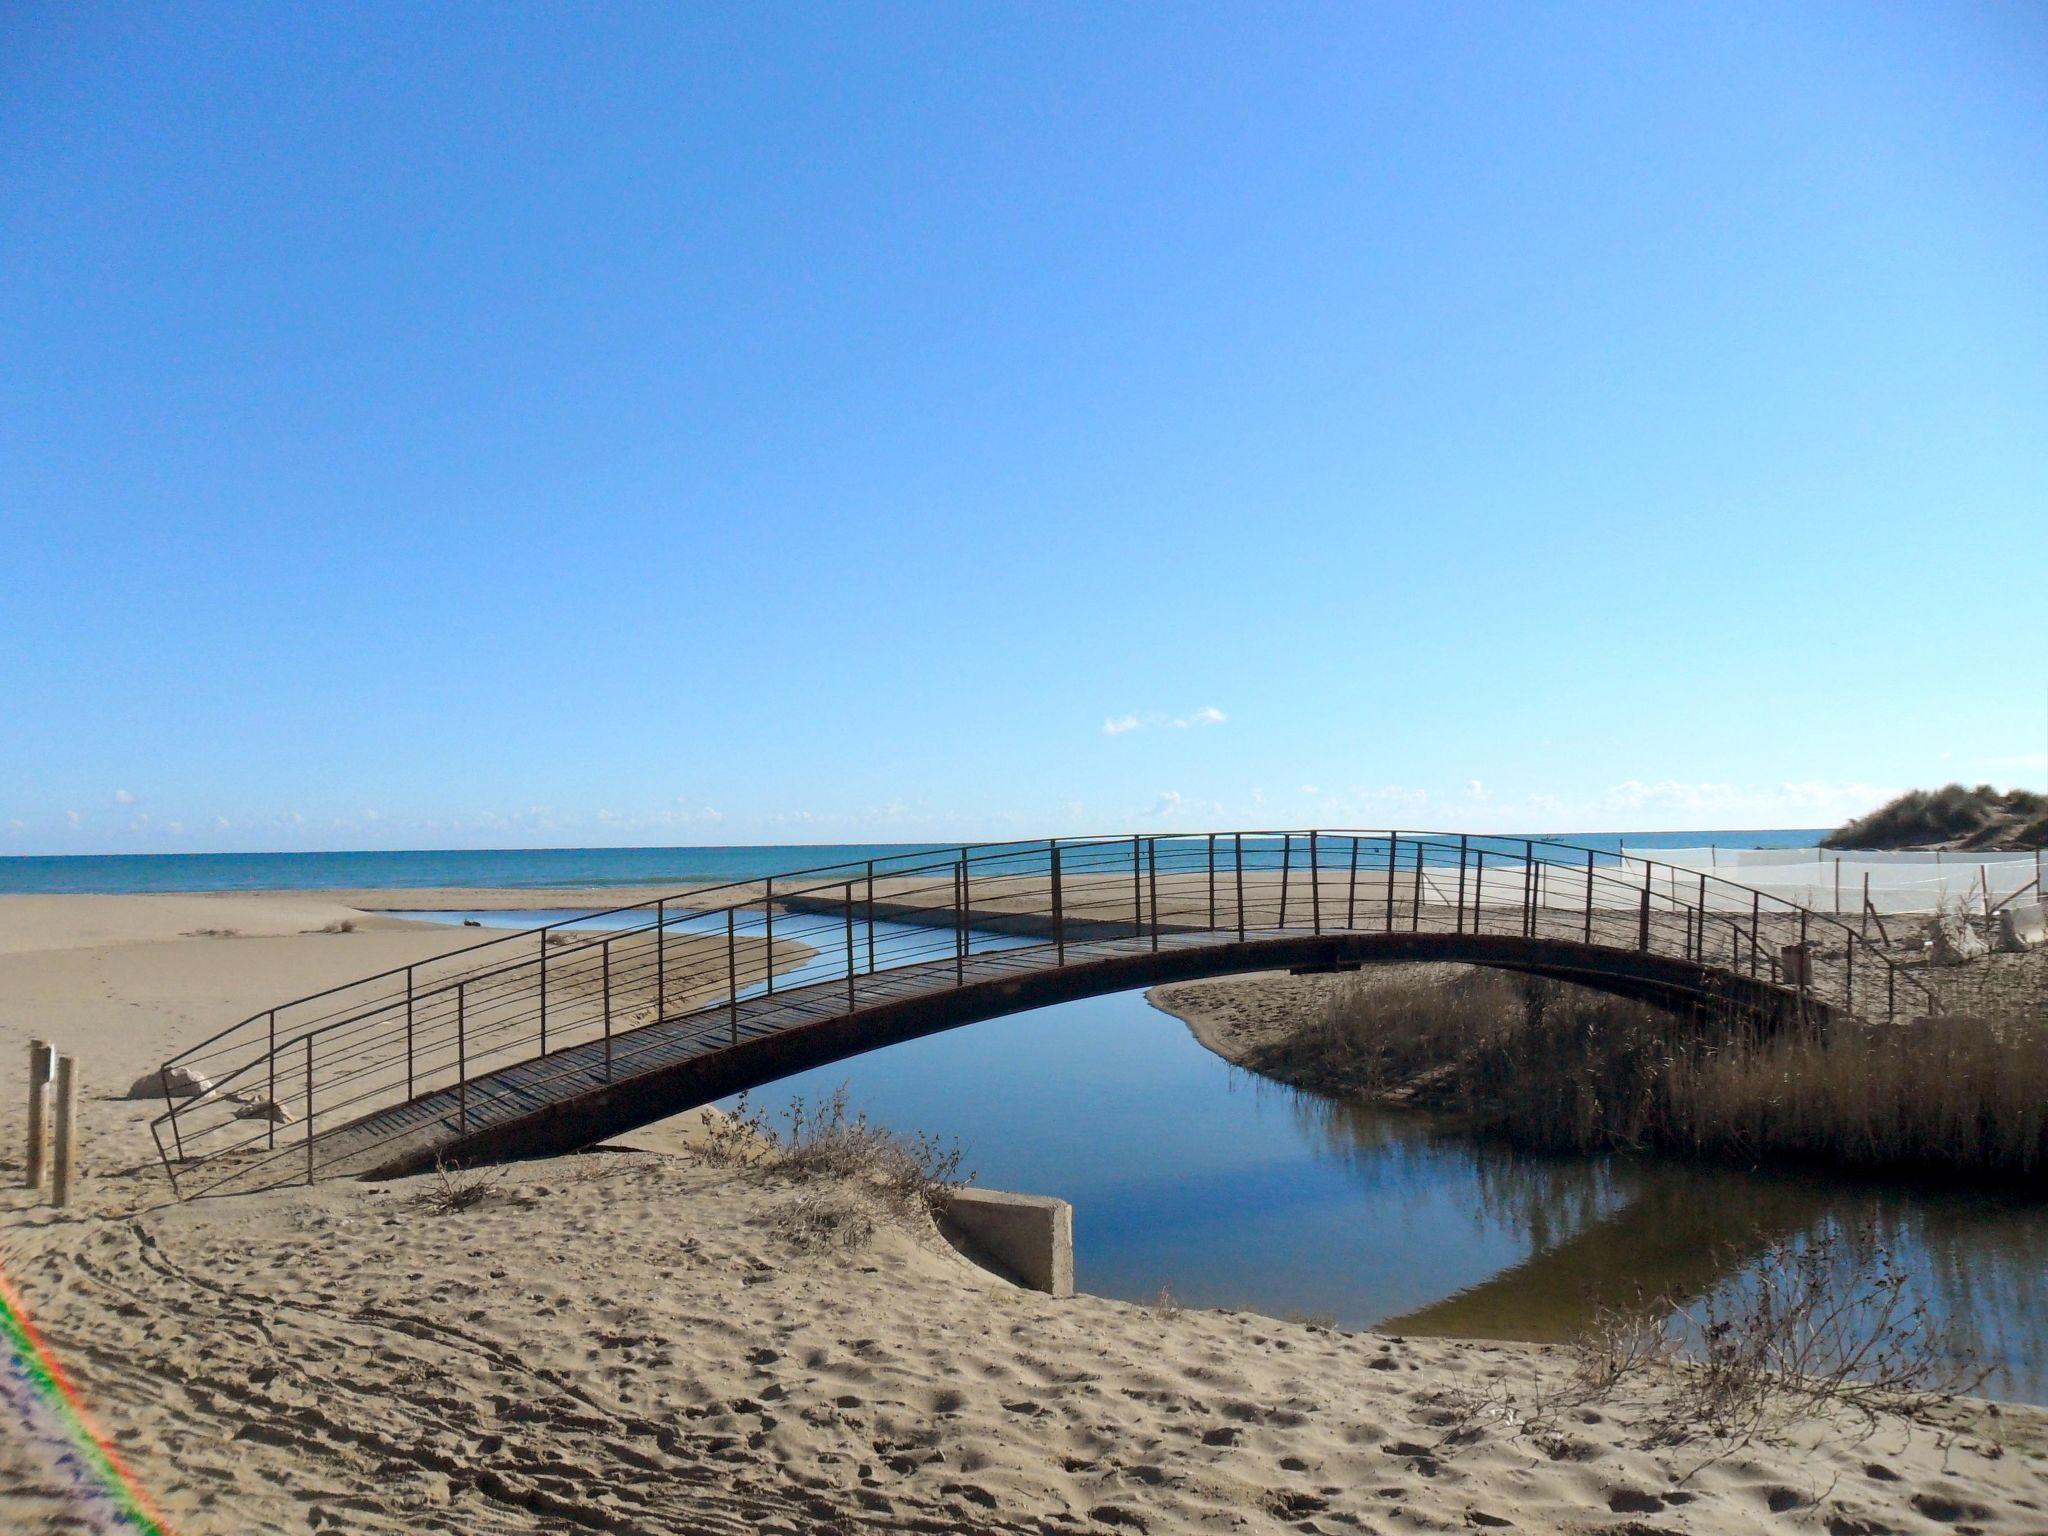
left=150, top=831, right=1939, bottom=1198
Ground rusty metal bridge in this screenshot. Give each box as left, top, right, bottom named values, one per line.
left=150, top=831, right=1939, bottom=1198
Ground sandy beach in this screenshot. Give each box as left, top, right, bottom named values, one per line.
left=3, top=894, right=2045, bottom=1533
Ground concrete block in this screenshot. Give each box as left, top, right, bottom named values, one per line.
left=940, top=1187, right=1073, bottom=1298
left=1994, top=903, right=2046, bottom=954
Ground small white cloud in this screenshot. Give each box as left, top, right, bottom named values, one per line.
left=213, top=815, right=231, bottom=830
left=1299, top=785, right=1321, bottom=796
left=1104, top=706, right=1227, bottom=736
left=1465, top=779, right=1486, bottom=799
left=113, top=788, right=138, bottom=805
left=65, top=810, right=83, bottom=828
left=363, top=808, right=384, bottom=822
left=166, top=820, right=184, bottom=834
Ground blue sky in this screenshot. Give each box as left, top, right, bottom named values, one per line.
left=3, top=3, right=2044, bottom=854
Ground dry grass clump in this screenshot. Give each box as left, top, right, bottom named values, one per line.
left=703, top=1086, right=972, bottom=1227
left=1561, top=1221, right=1986, bottom=1452
left=1248, top=967, right=1523, bottom=1097
left=1276, top=967, right=2048, bottom=1179
left=1664, top=1012, right=2048, bottom=1177
left=765, top=1184, right=880, bottom=1252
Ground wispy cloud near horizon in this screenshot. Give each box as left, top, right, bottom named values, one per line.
left=1101, top=706, right=1228, bottom=737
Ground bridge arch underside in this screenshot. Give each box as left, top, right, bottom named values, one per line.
left=368, top=931, right=1818, bottom=1180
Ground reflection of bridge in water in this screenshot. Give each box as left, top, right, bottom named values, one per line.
left=151, top=831, right=1939, bottom=1198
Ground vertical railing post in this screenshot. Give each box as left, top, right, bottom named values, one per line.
left=763, top=877, right=775, bottom=996
left=1147, top=837, right=1160, bottom=951
left=1234, top=832, right=1246, bottom=941
left=656, top=898, right=666, bottom=1019
left=538, top=943, right=548, bottom=1056
left=1412, top=840, right=1424, bottom=931
left=1348, top=835, right=1361, bottom=928
left=268, top=1008, right=279, bottom=1148
left=866, top=859, right=877, bottom=974
left=1310, top=831, right=1321, bottom=935
left=602, top=939, right=613, bottom=1082
left=1207, top=833, right=1217, bottom=929
left=304, top=1035, right=315, bottom=1185
left=1131, top=835, right=1143, bottom=942
left=845, top=882, right=857, bottom=1012
left=956, top=857, right=968, bottom=982
left=1454, top=836, right=1468, bottom=935
left=727, top=907, right=739, bottom=1045
left=1750, top=892, right=1760, bottom=976
left=1385, top=832, right=1397, bottom=932
left=1278, top=833, right=1292, bottom=929
left=1798, top=910, right=1811, bottom=1011
left=1523, top=840, right=1536, bottom=938
left=1472, top=849, right=1485, bottom=932
left=1052, top=843, right=1065, bottom=963
left=1584, top=851, right=1595, bottom=944
left=1638, top=885, right=1651, bottom=951
left=457, top=981, right=468, bottom=1129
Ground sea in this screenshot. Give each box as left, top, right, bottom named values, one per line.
left=0, top=829, right=1829, bottom=895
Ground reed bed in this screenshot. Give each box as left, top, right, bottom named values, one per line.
left=1263, top=969, right=2048, bottom=1181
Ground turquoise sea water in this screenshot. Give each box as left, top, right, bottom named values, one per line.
left=0, top=829, right=1828, bottom=894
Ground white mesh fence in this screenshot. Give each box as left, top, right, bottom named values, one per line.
left=1628, top=847, right=2044, bottom=915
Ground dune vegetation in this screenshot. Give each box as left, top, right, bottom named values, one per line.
left=1245, top=968, right=2048, bottom=1181
left=1824, top=784, right=2048, bottom=851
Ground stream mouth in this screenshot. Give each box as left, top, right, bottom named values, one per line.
left=397, top=908, right=2048, bottom=1406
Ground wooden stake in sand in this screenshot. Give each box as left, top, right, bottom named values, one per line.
left=51, top=1054, right=78, bottom=1208
left=25, top=1039, right=52, bottom=1190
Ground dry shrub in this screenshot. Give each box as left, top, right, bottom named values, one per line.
left=774, top=1084, right=970, bottom=1219
left=1564, top=1221, right=1987, bottom=1453
left=410, top=1158, right=508, bottom=1215
left=699, top=1086, right=971, bottom=1222
left=699, top=1094, right=773, bottom=1168
left=1249, top=966, right=1523, bottom=1096
left=317, top=919, right=358, bottom=935
left=766, top=1184, right=879, bottom=1252
left=1274, top=968, right=2048, bottom=1179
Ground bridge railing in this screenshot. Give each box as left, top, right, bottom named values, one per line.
left=149, top=831, right=1937, bottom=1197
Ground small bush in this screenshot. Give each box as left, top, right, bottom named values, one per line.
left=316, top=919, right=357, bottom=934
left=699, top=1093, right=772, bottom=1168
left=410, top=1158, right=506, bottom=1215
left=776, top=1084, right=971, bottom=1219
left=1565, top=1222, right=1987, bottom=1450
left=698, top=1085, right=972, bottom=1222
left=765, top=1185, right=879, bottom=1252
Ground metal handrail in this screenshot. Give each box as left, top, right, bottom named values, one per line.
left=150, top=830, right=1937, bottom=1198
